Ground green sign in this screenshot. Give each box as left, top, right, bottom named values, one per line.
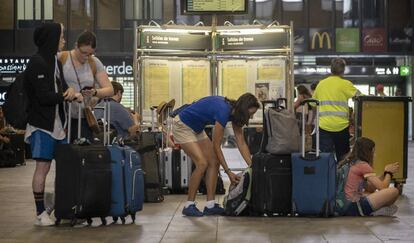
left=336, top=28, right=359, bottom=52
left=400, top=66, right=411, bottom=76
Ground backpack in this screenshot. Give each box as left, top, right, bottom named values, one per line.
left=335, top=163, right=352, bottom=216
left=3, top=72, right=29, bottom=129
left=223, top=168, right=252, bottom=216
left=59, top=51, right=97, bottom=76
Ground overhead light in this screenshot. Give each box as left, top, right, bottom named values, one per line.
left=282, top=0, right=302, bottom=2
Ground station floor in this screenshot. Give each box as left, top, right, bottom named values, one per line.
left=1, top=144, right=414, bottom=243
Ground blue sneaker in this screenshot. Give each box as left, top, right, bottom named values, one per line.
left=203, top=204, right=225, bottom=216
left=182, top=204, right=203, bottom=217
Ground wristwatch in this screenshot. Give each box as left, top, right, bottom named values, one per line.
left=384, top=171, right=393, bottom=178
left=92, top=89, right=98, bottom=96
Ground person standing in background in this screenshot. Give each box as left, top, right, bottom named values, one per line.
left=312, top=58, right=361, bottom=161
left=24, top=23, right=81, bottom=226
left=58, top=30, right=113, bottom=142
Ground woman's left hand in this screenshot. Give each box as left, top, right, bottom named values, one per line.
left=81, top=88, right=96, bottom=97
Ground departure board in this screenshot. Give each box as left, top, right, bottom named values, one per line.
left=182, top=0, right=248, bottom=14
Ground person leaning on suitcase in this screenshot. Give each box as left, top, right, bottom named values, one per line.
left=24, top=23, right=83, bottom=226
left=339, top=137, right=400, bottom=216
left=172, top=93, right=260, bottom=217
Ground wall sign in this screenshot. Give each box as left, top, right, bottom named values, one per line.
left=388, top=28, right=412, bottom=52
left=309, top=28, right=334, bottom=52
left=362, top=28, right=387, bottom=52
left=336, top=28, right=359, bottom=52
left=0, top=57, right=30, bottom=75
left=216, top=32, right=289, bottom=50
left=295, top=65, right=406, bottom=76
left=139, top=31, right=211, bottom=50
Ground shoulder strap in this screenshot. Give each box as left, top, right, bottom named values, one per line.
left=59, top=51, right=69, bottom=65
left=88, top=56, right=97, bottom=88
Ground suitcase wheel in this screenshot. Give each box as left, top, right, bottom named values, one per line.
left=87, top=218, right=93, bottom=226
left=131, top=214, right=136, bottom=223
left=100, top=217, right=107, bottom=226
left=121, top=217, right=126, bottom=225
left=55, top=218, right=61, bottom=226
left=70, top=218, right=78, bottom=227
left=112, top=216, right=119, bottom=224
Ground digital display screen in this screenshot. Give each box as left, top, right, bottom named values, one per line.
left=182, top=0, right=248, bottom=14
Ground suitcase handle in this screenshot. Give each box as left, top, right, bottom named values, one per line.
left=299, top=98, right=320, bottom=158
left=67, top=101, right=83, bottom=143
left=94, top=99, right=111, bottom=145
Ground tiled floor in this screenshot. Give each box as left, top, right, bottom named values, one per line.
left=1, top=144, right=414, bottom=243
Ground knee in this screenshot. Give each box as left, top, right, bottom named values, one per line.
left=389, top=187, right=400, bottom=199
left=194, top=160, right=208, bottom=172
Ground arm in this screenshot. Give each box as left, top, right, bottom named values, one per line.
left=212, top=121, right=240, bottom=184
left=93, top=71, right=114, bottom=98
left=232, top=124, right=252, bottom=166
left=366, top=162, right=399, bottom=190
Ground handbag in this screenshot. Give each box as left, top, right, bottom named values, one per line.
left=84, top=106, right=100, bottom=133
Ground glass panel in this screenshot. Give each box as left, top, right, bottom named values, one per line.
left=309, top=0, right=332, bottom=28
left=388, top=0, right=411, bottom=29
left=97, top=0, right=120, bottom=29
left=175, top=0, right=201, bottom=25
left=0, top=0, right=14, bottom=29
left=35, top=0, right=41, bottom=20
left=335, top=0, right=359, bottom=27
left=362, top=0, right=384, bottom=28
left=17, top=0, right=33, bottom=20
left=282, top=0, right=305, bottom=27
left=44, top=0, right=53, bottom=19
left=255, top=0, right=279, bottom=23
left=70, top=0, right=94, bottom=30
left=150, top=0, right=163, bottom=21
left=54, top=0, right=67, bottom=26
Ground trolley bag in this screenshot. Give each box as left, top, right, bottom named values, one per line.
left=265, top=99, right=300, bottom=154
left=163, top=148, right=192, bottom=193
left=103, top=101, right=144, bottom=224
left=108, top=144, right=144, bottom=223
left=250, top=99, right=293, bottom=216
left=126, top=132, right=164, bottom=203
left=291, top=99, right=336, bottom=217
left=55, top=102, right=112, bottom=226
left=223, top=168, right=252, bottom=216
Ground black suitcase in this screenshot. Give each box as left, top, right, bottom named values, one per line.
left=126, top=132, right=164, bottom=203
left=54, top=103, right=112, bottom=226
left=8, top=133, right=25, bottom=165
left=250, top=99, right=293, bottom=216
left=251, top=153, right=292, bottom=216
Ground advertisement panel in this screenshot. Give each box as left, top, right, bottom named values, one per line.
left=336, top=28, right=359, bottom=52
left=309, top=28, right=334, bottom=52
left=362, top=28, right=387, bottom=52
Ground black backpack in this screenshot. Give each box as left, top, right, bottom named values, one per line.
left=3, top=72, right=29, bottom=129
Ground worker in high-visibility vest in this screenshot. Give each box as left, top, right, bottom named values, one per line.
left=312, top=58, right=361, bottom=161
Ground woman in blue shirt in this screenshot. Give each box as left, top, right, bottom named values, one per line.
left=172, top=93, right=260, bottom=216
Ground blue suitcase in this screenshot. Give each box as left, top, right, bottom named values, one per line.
left=291, top=99, right=336, bottom=217
left=108, top=144, right=144, bottom=223
left=101, top=100, right=144, bottom=224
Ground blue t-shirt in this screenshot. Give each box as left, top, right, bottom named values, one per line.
left=178, top=96, right=232, bottom=133
left=94, top=99, right=134, bottom=138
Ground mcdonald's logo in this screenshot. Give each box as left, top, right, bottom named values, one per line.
left=311, top=32, right=332, bottom=50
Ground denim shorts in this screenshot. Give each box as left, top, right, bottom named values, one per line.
left=345, top=196, right=374, bottom=216
left=28, top=130, right=67, bottom=162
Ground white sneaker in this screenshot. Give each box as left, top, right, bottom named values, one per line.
left=372, top=205, right=398, bottom=216
left=34, top=211, right=55, bottom=226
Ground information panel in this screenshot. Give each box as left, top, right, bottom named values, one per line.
left=183, top=0, right=248, bottom=14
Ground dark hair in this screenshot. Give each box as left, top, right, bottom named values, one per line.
left=310, top=81, right=319, bottom=91
left=331, top=58, right=346, bottom=76
left=339, top=137, right=375, bottom=166
left=77, top=30, right=96, bottom=49
left=227, top=93, right=260, bottom=127
left=297, top=85, right=311, bottom=98
left=111, top=81, right=124, bottom=94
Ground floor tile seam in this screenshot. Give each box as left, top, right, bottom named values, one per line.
left=159, top=199, right=183, bottom=243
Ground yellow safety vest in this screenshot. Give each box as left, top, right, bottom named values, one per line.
left=312, top=75, right=359, bottom=132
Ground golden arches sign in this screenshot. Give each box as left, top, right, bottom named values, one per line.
left=311, top=32, right=332, bottom=49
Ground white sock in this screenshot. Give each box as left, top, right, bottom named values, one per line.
left=206, top=200, right=216, bottom=209
left=185, top=201, right=195, bottom=208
